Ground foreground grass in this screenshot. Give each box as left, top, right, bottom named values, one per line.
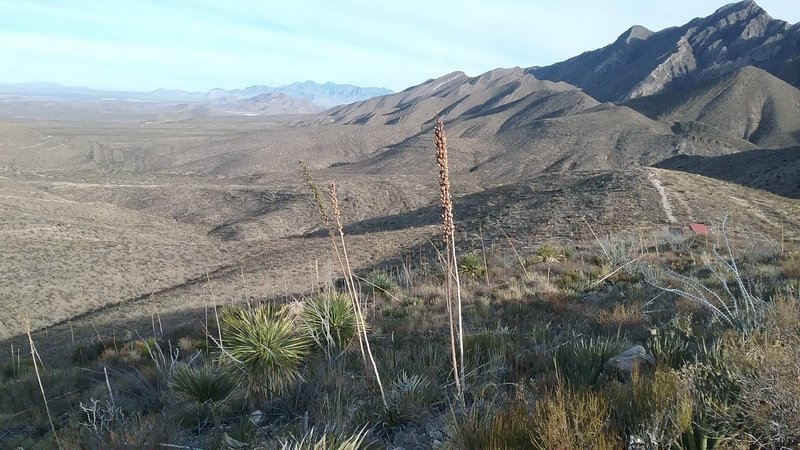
left=1, top=230, right=799, bottom=449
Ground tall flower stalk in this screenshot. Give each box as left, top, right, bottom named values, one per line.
left=434, top=118, right=465, bottom=404
left=299, top=161, right=387, bottom=408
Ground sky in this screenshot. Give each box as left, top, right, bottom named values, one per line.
left=1, top=1, right=798, bottom=93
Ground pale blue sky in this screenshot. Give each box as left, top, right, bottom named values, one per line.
left=1, top=1, right=797, bottom=92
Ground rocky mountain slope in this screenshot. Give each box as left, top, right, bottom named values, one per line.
left=530, top=1, right=800, bottom=101
left=625, top=66, right=800, bottom=149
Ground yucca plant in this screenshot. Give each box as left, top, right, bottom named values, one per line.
left=362, top=270, right=397, bottom=297
left=171, top=363, right=236, bottom=428
left=554, top=335, right=624, bottom=388
left=170, top=363, right=236, bottom=405
left=529, top=244, right=566, bottom=265
left=377, top=372, right=440, bottom=429
left=458, top=253, right=486, bottom=278
left=219, top=305, right=311, bottom=405
left=278, top=427, right=370, bottom=450
left=302, top=292, right=358, bottom=354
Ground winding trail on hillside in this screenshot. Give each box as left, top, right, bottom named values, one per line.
left=647, top=169, right=677, bottom=223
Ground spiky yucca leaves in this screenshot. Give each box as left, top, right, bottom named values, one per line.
left=220, top=305, right=311, bottom=405
left=458, top=253, right=486, bottom=278
left=171, top=363, right=236, bottom=429
left=554, top=336, right=624, bottom=388
left=279, top=427, right=370, bottom=450
left=362, top=270, right=397, bottom=297
left=529, top=244, right=566, bottom=265
left=171, top=363, right=236, bottom=405
left=377, top=372, right=440, bottom=428
left=302, top=292, right=358, bottom=353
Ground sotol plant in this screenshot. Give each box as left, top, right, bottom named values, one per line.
left=219, top=305, right=311, bottom=405
left=435, top=118, right=465, bottom=404
left=302, top=292, right=359, bottom=354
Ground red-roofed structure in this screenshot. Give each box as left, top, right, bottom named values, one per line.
left=689, top=223, right=709, bottom=236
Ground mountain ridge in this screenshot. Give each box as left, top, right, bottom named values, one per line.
left=529, top=0, right=800, bottom=101
left=0, top=80, right=393, bottom=112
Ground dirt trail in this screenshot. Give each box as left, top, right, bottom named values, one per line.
left=647, top=169, right=677, bottom=223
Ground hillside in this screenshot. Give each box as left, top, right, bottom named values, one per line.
left=327, top=68, right=579, bottom=126
left=626, top=66, right=800, bottom=148
left=530, top=1, right=800, bottom=101
left=656, top=146, right=800, bottom=199
left=0, top=175, right=239, bottom=340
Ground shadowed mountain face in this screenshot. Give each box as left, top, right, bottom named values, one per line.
left=625, top=66, right=800, bottom=148
left=656, top=146, right=800, bottom=199
left=530, top=1, right=800, bottom=101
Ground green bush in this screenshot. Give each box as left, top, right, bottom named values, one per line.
left=220, top=305, right=311, bottom=405
left=302, top=292, right=359, bottom=353
left=529, top=244, right=567, bottom=265
left=554, top=335, right=624, bottom=388
left=530, top=387, right=621, bottom=450
left=362, top=270, right=397, bottom=297
left=170, top=363, right=235, bottom=405
left=458, top=253, right=486, bottom=278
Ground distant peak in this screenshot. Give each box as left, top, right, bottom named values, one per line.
left=711, top=0, right=768, bottom=20
left=615, top=25, right=654, bottom=45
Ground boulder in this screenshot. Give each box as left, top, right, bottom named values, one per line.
left=605, top=345, right=655, bottom=379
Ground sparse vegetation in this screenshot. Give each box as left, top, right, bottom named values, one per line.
left=3, top=123, right=800, bottom=449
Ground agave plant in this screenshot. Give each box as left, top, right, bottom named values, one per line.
left=530, top=244, right=567, bottom=265
left=302, top=292, right=358, bottom=354
left=279, top=427, right=370, bottom=450
left=362, top=270, right=397, bottom=297
left=171, top=363, right=236, bottom=405
left=171, top=363, right=236, bottom=428
left=220, top=305, right=311, bottom=405
left=458, top=253, right=486, bottom=278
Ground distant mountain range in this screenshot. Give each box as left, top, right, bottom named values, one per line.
left=529, top=0, right=799, bottom=101
left=0, top=1, right=797, bottom=198
left=0, top=80, right=393, bottom=114
left=326, top=0, right=799, bottom=197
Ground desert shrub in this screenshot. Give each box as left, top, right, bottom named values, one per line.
left=282, top=354, right=366, bottom=429
left=86, top=413, right=182, bottom=450
left=449, top=400, right=533, bottom=449
left=554, top=335, right=624, bottom=388
left=371, top=372, right=440, bottom=429
left=646, top=243, right=766, bottom=333
left=458, top=253, right=486, bottom=278
left=528, top=244, right=566, bottom=265
left=451, top=388, right=620, bottom=450
left=73, top=339, right=106, bottom=364
left=302, top=292, right=358, bottom=354
left=691, top=329, right=800, bottom=447
left=170, top=363, right=235, bottom=406
left=464, top=327, right=518, bottom=386
left=219, top=305, right=311, bottom=406
left=529, top=387, right=622, bottom=450
left=647, top=316, right=695, bottom=369
left=648, top=330, right=691, bottom=370
left=595, top=303, right=646, bottom=331
left=0, top=367, right=82, bottom=431
left=362, top=270, right=397, bottom=297
left=1, top=357, right=32, bottom=382
left=277, top=427, right=371, bottom=450
left=608, top=367, right=692, bottom=446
